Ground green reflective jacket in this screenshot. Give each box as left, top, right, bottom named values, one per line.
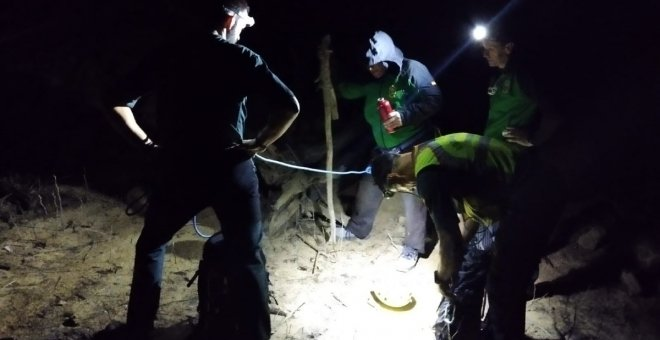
left=415, top=133, right=517, bottom=225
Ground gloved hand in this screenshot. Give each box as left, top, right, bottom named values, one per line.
left=136, top=136, right=161, bottom=172
left=141, top=136, right=160, bottom=155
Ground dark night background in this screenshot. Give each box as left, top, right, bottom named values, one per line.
left=1, top=2, right=660, bottom=337
left=0, top=0, right=659, bottom=211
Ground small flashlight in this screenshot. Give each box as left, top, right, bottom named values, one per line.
left=472, top=25, right=488, bottom=41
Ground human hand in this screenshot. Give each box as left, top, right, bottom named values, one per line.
left=224, top=139, right=266, bottom=163
left=502, top=127, right=533, bottom=147
left=141, top=136, right=160, bottom=156
left=383, top=111, right=403, bottom=132
left=142, top=136, right=158, bottom=148
left=237, top=139, right=268, bottom=154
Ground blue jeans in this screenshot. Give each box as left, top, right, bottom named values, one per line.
left=126, top=158, right=270, bottom=339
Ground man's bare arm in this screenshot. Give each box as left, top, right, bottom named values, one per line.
left=243, top=97, right=300, bottom=153
left=112, top=106, right=153, bottom=145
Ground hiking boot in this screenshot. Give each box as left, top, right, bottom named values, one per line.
left=93, top=321, right=153, bottom=340
left=434, top=297, right=456, bottom=340
left=395, top=246, right=419, bottom=272
left=479, top=312, right=493, bottom=340
left=433, top=296, right=482, bottom=340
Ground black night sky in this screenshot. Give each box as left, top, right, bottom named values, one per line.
left=1, top=2, right=660, bottom=338
left=0, top=0, right=659, bottom=204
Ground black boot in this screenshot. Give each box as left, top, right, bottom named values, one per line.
left=433, top=297, right=481, bottom=340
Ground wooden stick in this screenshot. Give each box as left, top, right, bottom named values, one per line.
left=312, top=251, right=320, bottom=274
left=318, top=34, right=339, bottom=243
left=295, top=234, right=318, bottom=253
left=296, top=234, right=321, bottom=274
left=274, top=302, right=306, bottom=336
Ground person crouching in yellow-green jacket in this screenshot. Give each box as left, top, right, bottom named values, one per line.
left=370, top=132, right=517, bottom=339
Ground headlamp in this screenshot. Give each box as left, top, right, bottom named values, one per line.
left=472, top=25, right=488, bottom=41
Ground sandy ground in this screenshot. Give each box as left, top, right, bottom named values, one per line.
left=1, top=185, right=659, bottom=340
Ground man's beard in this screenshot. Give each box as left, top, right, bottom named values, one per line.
left=226, top=25, right=241, bottom=43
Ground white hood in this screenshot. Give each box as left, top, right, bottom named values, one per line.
left=365, top=31, right=404, bottom=70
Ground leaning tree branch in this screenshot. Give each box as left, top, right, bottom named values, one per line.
left=317, top=34, right=339, bottom=243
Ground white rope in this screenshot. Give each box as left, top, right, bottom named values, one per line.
left=254, top=154, right=371, bottom=175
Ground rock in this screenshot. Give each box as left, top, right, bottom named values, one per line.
left=576, top=225, right=606, bottom=250
left=633, top=239, right=660, bottom=271
left=62, top=313, right=78, bottom=327
left=620, top=270, right=642, bottom=295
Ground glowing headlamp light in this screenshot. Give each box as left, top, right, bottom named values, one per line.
left=472, top=25, right=488, bottom=41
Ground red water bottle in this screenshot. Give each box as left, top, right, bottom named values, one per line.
left=377, top=98, right=394, bottom=133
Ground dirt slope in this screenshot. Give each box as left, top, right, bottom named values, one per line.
left=0, top=185, right=658, bottom=340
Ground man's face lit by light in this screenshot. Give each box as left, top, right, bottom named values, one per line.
left=481, top=39, right=513, bottom=69
left=369, top=62, right=388, bottom=79
left=226, top=9, right=254, bottom=43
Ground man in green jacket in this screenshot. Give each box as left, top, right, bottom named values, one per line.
left=429, top=24, right=539, bottom=340
left=336, top=31, right=442, bottom=271
left=480, top=25, right=537, bottom=147
left=369, top=132, right=516, bottom=340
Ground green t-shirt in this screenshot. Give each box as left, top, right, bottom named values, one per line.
left=483, top=71, right=537, bottom=141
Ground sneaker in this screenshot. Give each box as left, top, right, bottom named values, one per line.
left=335, top=226, right=357, bottom=240
left=395, top=246, right=419, bottom=272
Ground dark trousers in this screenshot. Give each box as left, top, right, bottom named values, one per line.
left=453, top=223, right=497, bottom=306
left=126, top=159, right=271, bottom=340
left=439, top=224, right=497, bottom=340
left=487, top=156, right=566, bottom=340
left=416, top=167, right=467, bottom=284
left=417, top=165, right=507, bottom=287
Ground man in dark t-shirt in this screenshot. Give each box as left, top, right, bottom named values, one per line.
left=101, top=1, right=299, bottom=339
